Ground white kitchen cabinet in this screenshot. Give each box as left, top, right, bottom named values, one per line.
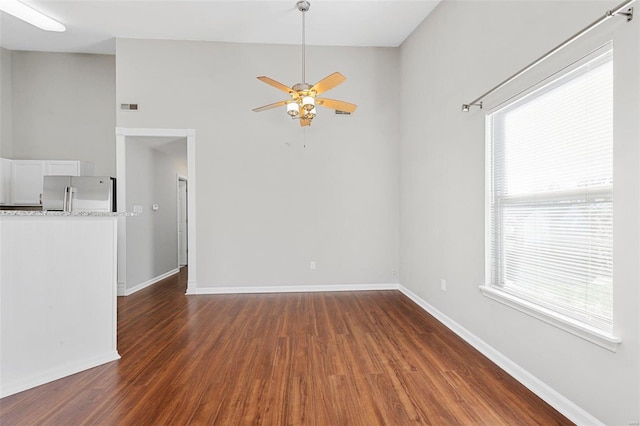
left=0, top=158, right=11, bottom=205
left=11, top=160, right=45, bottom=205
left=9, top=160, right=95, bottom=205
left=45, top=160, right=94, bottom=177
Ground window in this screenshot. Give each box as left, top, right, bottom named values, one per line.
left=484, top=43, right=618, bottom=347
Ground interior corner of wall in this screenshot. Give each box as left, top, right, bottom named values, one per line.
left=117, top=282, right=126, bottom=297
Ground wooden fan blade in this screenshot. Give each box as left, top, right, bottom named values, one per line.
left=257, top=76, right=294, bottom=95
left=299, top=118, right=311, bottom=127
left=252, top=100, right=289, bottom=112
left=316, top=98, right=357, bottom=113
left=311, top=72, right=346, bottom=95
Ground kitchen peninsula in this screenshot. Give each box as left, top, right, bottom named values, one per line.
left=0, top=211, right=133, bottom=397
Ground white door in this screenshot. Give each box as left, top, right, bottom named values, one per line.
left=177, top=178, right=188, bottom=266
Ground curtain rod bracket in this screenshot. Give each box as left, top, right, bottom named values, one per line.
left=606, top=6, right=633, bottom=20
left=461, top=102, right=483, bottom=112
left=617, top=7, right=633, bottom=21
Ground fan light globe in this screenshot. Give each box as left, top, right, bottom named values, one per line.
left=302, top=96, right=315, bottom=111
left=287, top=102, right=299, bottom=117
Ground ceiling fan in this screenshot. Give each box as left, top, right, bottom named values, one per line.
left=252, top=0, right=357, bottom=127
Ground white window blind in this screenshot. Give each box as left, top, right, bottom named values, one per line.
left=486, top=44, right=613, bottom=332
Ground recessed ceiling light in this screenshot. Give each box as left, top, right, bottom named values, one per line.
left=0, top=0, right=66, bottom=32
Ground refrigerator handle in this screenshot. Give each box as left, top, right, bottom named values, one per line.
left=68, top=187, right=75, bottom=212
left=63, top=186, right=70, bottom=212
left=63, top=186, right=76, bottom=212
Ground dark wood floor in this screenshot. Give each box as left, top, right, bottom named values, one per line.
left=0, top=267, right=572, bottom=425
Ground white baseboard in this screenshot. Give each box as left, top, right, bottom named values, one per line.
left=0, top=351, right=120, bottom=399
left=124, top=268, right=180, bottom=296
left=398, top=285, right=604, bottom=426
left=190, top=283, right=399, bottom=295
left=117, top=281, right=126, bottom=296
left=185, top=280, right=198, bottom=295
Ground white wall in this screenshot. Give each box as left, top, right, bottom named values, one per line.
left=10, top=52, right=115, bottom=176
left=125, top=140, right=186, bottom=290
left=399, top=1, right=639, bottom=424
left=116, top=39, right=400, bottom=289
left=125, top=141, right=155, bottom=288
left=0, top=48, right=12, bottom=157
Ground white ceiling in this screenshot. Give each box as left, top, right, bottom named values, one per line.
left=0, top=0, right=441, bottom=55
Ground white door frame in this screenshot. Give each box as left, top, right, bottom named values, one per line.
left=115, top=127, right=197, bottom=295
left=177, top=175, right=188, bottom=267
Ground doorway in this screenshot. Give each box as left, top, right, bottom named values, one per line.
left=115, top=127, right=197, bottom=295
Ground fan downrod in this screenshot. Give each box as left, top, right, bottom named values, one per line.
left=296, top=0, right=310, bottom=12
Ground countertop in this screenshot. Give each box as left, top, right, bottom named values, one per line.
left=0, top=210, right=137, bottom=217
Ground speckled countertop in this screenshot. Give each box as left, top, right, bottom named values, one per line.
left=0, top=210, right=137, bottom=217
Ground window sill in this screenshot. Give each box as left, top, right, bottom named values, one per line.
left=479, top=285, right=621, bottom=352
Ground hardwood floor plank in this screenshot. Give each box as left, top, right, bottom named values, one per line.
left=398, top=369, right=461, bottom=424
left=0, top=268, right=573, bottom=425
left=365, top=372, right=416, bottom=425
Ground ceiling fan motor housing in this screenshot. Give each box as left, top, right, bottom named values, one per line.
left=297, top=1, right=310, bottom=12
left=292, top=83, right=312, bottom=93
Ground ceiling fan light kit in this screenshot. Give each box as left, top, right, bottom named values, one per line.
left=252, top=0, right=357, bottom=127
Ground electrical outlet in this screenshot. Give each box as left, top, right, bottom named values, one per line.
left=440, top=279, right=447, bottom=292
left=310, top=261, right=316, bottom=270
left=391, top=271, right=397, bottom=278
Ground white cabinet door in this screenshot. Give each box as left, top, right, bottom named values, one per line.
left=0, top=158, right=11, bottom=204
left=45, top=161, right=79, bottom=176
left=11, top=160, right=45, bottom=205
left=0, top=158, right=11, bottom=205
